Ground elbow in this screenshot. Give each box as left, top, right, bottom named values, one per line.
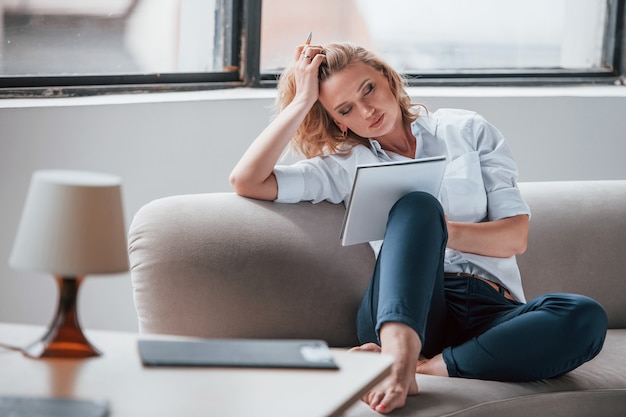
left=229, top=170, right=277, bottom=201
left=496, top=242, right=526, bottom=259
left=492, top=233, right=528, bottom=258
left=511, top=238, right=528, bottom=257
left=229, top=170, right=248, bottom=197
left=228, top=171, right=238, bottom=191
left=505, top=232, right=528, bottom=257
left=506, top=215, right=530, bottom=257
left=518, top=235, right=528, bottom=255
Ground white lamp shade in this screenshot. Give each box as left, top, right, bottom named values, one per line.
left=9, top=170, right=129, bottom=276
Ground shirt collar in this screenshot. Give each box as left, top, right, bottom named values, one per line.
left=367, top=138, right=393, bottom=161
left=411, top=112, right=439, bottom=158
left=412, top=111, right=438, bottom=135
left=367, top=116, right=430, bottom=160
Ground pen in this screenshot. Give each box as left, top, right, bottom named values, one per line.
left=305, top=32, right=312, bottom=46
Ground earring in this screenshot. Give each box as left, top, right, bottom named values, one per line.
left=341, top=130, right=347, bottom=139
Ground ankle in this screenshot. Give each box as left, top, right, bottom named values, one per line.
left=379, top=323, right=422, bottom=350
left=416, top=353, right=449, bottom=377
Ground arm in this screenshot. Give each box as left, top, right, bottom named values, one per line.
left=229, top=45, right=325, bottom=201
left=446, top=214, right=529, bottom=258
left=445, top=111, right=530, bottom=258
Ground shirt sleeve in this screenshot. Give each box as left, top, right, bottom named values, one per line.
left=273, top=164, right=306, bottom=203
left=273, top=156, right=352, bottom=204
left=468, top=112, right=531, bottom=220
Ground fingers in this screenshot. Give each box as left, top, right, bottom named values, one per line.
left=294, top=45, right=305, bottom=61
left=295, top=45, right=325, bottom=64
left=291, top=44, right=326, bottom=103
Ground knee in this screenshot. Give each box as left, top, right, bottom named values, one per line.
left=548, top=293, right=608, bottom=350
left=571, top=295, right=608, bottom=338
left=569, top=295, right=608, bottom=362
left=390, top=191, right=444, bottom=222
left=384, top=191, right=447, bottom=249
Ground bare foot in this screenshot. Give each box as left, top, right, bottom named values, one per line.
left=360, top=323, right=421, bottom=414
left=349, top=342, right=381, bottom=353
left=415, top=353, right=449, bottom=377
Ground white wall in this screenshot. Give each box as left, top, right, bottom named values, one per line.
left=1, top=86, right=625, bottom=333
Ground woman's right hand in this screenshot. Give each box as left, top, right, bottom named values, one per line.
left=292, top=44, right=326, bottom=106
left=230, top=43, right=326, bottom=201
left=230, top=41, right=326, bottom=200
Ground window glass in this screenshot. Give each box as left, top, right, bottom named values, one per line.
left=261, top=0, right=609, bottom=73
left=1, top=0, right=227, bottom=77
left=0, top=0, right=618, bottom=90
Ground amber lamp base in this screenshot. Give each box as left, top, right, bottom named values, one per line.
left=23, top=276, right=101, bottom=359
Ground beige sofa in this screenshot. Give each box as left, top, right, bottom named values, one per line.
left=128, top=180, right=626, bottom=417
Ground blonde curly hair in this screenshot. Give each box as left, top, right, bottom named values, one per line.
left=276, top=42, right=424, bottom=159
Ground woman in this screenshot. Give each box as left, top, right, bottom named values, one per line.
left=229, top=42, right=607, bottom=414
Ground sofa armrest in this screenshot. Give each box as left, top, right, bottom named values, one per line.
left=128, top=193, right=375, bottom=347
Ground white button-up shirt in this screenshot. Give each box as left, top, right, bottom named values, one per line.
left=274, top=108, right=531, bottom=302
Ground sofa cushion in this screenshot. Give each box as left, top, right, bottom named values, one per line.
left=345, top=329, right=626, bottom=417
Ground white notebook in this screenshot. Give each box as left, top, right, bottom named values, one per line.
left=340, top=155, right=446, bottom=246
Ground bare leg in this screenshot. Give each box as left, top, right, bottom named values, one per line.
left=358, top=322, right=420, bottom=414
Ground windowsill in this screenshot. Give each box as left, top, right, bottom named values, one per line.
left=0, top=84, right=625, bottom=109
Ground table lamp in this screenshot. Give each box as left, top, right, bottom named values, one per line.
left=9, top=170, right=129, bottom=359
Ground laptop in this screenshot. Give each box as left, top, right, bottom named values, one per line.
left=340, top=155, right=446, bottom=246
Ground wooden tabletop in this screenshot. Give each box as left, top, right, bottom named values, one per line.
left=0, top=323, right=392, bottom=417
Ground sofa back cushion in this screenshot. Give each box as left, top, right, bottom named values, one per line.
left=518, top=180, right=626, bottom=328
left=128, top=181, right=626, bottom=347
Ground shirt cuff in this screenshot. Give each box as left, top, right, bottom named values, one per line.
left=488, top=187, right=531, bottom=220
left=274, top=165, right=306, bottom=203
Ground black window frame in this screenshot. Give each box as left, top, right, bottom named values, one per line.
left=0, top=0, right=624, bottom=98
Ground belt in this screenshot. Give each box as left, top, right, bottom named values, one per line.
left=444, top=272, right=517, bottom=302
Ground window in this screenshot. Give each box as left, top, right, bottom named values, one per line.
left=0, top=0, right=241, bottom=93
left=260, top=0, right=625, bottom=86
left=1, top=0, right=623, bottom=96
